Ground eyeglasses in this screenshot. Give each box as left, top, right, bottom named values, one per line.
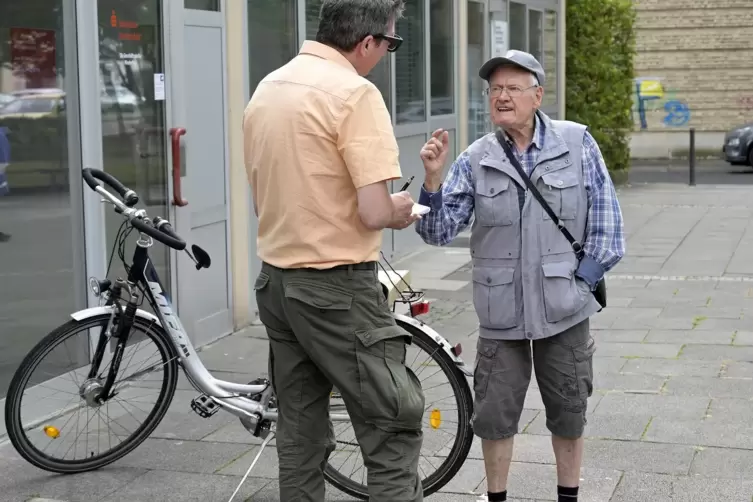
left=483, top=84, right=538, bottom=98
left=372, top=33, right=403, bottom=52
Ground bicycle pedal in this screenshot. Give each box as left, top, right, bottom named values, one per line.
left=191, top=394, right=220, bottom=418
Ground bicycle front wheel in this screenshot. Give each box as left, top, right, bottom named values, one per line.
left=323, top=318, right=474, bottom=499
left=4, top=313, right=179, bottom=474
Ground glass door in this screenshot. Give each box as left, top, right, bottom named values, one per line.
left=468, top=0, right=488, bottom=143
left=0, top=0, right=87, bottom=400
left=96, top=0, right=171, bottom=310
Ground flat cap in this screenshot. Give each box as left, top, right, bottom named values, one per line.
left=478, top=49, right=545, bottom=86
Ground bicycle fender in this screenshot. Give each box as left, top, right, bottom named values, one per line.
left=393, top=313, right=473, bottom=377
left=70, top=306, right=162, bottom=326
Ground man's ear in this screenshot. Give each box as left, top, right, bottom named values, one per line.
left=358, top=35, right=376, bottom=56
left=535, top=86, right=544, bottom=106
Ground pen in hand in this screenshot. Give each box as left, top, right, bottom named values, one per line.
left=399, top=176, right=415, bottom=192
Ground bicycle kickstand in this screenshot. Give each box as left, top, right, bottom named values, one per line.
left=226, top=430, right=276, bottom=502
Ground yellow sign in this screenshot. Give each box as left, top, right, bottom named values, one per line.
left=639, top=80, right=664, bottom=98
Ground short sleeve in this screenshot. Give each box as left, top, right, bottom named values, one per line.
left=336, top=83, right=401, bottom=189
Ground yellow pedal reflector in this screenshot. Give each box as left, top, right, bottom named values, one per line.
left=43, top=425, right=60, bottom=439
left=429, top=409, right=441, bottom=429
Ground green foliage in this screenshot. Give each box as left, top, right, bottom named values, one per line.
left=565, top=0, right=636, bottom=174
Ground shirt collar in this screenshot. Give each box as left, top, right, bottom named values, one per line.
left=504, top=111, right=545, bottom=152
left=299, top=40, right=358, bottom=74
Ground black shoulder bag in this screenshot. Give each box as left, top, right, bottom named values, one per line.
left=494, top=130, right=607, bottom=309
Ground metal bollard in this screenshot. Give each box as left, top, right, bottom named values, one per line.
left=689, top=127, right=696, bottom=186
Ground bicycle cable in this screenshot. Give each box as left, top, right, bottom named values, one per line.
left=378, top=251, right=424, bottom=304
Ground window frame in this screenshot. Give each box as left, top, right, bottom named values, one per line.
left=393, top=0, right=459, bottom=144
left=506, top=0, right=559, bottom=118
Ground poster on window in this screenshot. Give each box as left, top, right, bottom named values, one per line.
left=490, top=20, right=508, bottom=59
left=10, top=28, right=57, bottom=88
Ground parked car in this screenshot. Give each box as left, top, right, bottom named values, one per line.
left=723, top=121, right=753, bottom=166
left=0, top=93, right=64, bottom=119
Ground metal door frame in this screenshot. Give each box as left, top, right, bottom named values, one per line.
left=163, top=0, right=234, bottom=339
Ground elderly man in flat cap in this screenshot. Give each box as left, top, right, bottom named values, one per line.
left=414, top=50, right=625, bottom=502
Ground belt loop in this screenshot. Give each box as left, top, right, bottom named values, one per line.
left=347, top=264, right=354, bottom=277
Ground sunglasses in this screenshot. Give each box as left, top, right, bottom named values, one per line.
left=372, top=33, right=403, bottom=52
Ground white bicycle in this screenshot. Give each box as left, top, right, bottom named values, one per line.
left=4, top=168, right=474, bottom=499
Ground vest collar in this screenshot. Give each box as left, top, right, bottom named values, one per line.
left=479, top=110, right=572, bottom=187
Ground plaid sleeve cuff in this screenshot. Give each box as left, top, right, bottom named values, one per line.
left=419, top=184, right=443, bottom=210
left=575, top=255, right=605, bottom=290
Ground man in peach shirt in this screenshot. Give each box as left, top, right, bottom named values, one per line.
left=243, top=1, right=424, bottom=501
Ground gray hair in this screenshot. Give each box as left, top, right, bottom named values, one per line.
left=315, top=0, right=405, bottom=52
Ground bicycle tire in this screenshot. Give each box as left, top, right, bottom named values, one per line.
left=4, top=313, right=179, bottom=474
left=323, top=318, right=474, bottom=499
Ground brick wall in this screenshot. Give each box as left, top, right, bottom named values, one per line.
left=632, top=0, right=753, bottom=133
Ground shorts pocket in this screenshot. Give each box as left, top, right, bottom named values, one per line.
left=472, top=266, right=517, bottom=329
left=541, top=261, right=589, bottom=324
left=573, top=336, right=596, bottom=399
left=473, top=338, right=498, bottom=400
left=355, top=325, right=425, bottom=430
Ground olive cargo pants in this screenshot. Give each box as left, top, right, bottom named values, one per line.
left=254, top=261, right=425, bottom=502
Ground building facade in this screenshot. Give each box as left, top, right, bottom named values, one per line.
left=0, top=0, right=565, bottom=411
left=630, top=0, right=753, bottom=158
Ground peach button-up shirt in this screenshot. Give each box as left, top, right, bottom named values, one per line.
left=243, top=40, right=402, bottom=269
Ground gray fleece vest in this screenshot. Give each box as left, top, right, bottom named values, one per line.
left=468, top=112, right=601, bottom=341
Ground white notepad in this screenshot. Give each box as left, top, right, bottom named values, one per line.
left=412, top=203, right=431, bottom=216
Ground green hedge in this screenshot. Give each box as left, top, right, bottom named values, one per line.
left=565, top=0, right=636, bottom=174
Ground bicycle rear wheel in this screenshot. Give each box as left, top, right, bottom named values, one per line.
left=4, top=313, right=179, bottom=474
left=323, top=318, right=474, bottom=499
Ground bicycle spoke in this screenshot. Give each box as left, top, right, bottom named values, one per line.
left=324, top=321, right=473, bottom=498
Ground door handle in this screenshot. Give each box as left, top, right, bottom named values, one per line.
left=169, top=127, right=188, bottom=207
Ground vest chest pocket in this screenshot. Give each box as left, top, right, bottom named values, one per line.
left=539, top=170, right=579, bottom=221
left=475, top=174, right=515, bottom=227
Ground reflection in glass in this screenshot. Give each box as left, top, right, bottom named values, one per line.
left=97, top=0, right=170, bottom=318
left=0, top=2, right=84, bottom=398
left=305, top=0, right=391, bottom=111
left=468, top=1, right=488, bottom=143
left=543, top=10, right=557, bottom=108
left=248, top=0, right=297, bottom=93
left=509, top=2, right=527, bottom=52
left=395, top=0, right=425, bottom=124
left=430, top=0, right=454, bottom=116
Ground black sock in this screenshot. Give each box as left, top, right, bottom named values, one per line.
left=487, top=490, right=507, bottom=501
left=558, top=485, right=579, bottom=501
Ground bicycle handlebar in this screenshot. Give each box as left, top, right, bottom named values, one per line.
left=82, top=168, right=139, bottom=208
left=81, top=168, right=187, bottom=251
left=130, top=216, right=186, bottom=251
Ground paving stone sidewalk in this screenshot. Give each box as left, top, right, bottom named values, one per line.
left=3, top=183, right=753, bottom=501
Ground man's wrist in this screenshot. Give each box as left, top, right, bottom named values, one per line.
left=423, top=175, right=442, bottom=193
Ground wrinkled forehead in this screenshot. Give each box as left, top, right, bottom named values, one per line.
left=488, top=65, right=534, bottom=87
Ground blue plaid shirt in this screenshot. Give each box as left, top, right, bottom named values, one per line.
left=416, top=114, right=625, bottom=288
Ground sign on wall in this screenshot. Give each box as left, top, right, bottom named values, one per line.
left=490, top=20, right=508, bottom=58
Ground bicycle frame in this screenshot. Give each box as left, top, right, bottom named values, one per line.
left=75, top=239, right=291, bottom=425
left=72, top=229, right=471, bottom=431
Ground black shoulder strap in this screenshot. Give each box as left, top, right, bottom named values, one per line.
left=494, top=130, right=584, bottom=259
